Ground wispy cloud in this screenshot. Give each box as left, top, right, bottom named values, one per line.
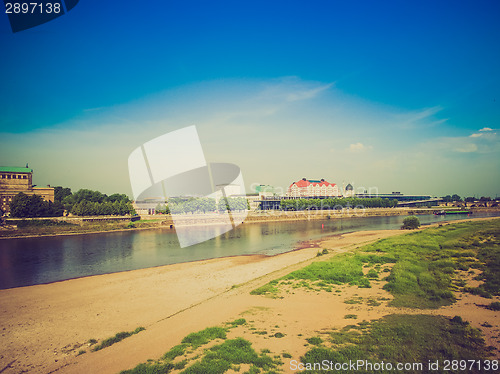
left=286, top=82, right=334, bottom=102
left=395, top=106, right=445, bottom=129
left=349, top=143, right=372, bottom=153
left=480, top=127, right=493, bottom=132
left=455, top=143, right=478, bottom=153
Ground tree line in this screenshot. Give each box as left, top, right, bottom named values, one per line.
left=279, top=197, right=398, bottom=211
left=9, top=187, right=134, bottom=218
left=155, top=197, right=249, bottom=214
left=441, top=194, right=499, bottom=205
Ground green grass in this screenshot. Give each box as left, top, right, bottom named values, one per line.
left=12, top=219, right=77, bottom=228
left=182, top=338, right=280, bottom=374
left=251, top=219, right=500, bottom=309
left=306, top=337, right=323, bottom=345
left=92, top=327, right=145, bottom=352
left=486, top=301, right=500, bottom=311
left=250, top=281, right=279, bottom=296
left=181, top=327, right=227, bottom=348
left=301, top=314, right=493, bottom=373
left=227, top=318, right=246, bottom=327
left=121, top=325, right=281, bottom=374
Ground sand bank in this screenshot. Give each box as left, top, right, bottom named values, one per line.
left=1, top=218, right=498, bottom=373
left=0, top=229, right=404, bottom=374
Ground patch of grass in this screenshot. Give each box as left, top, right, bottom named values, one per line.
left=306, top=337, right=323, bottom=345
left=366, top=298, right=382, bottom=307
left=181, top=327, right=227, bottom=348
left=227, top=318, right=247, bottom=327
left=121, top=362, right=174, bottom=374
left=77, top=350, right=86, bottom=356
left=162, top=344, right=188, bottom=361
left=366, top=269, right=379, bottom=279
left=93, top=327, right=145, bottom=352
left=250, top=281, right=279, bottom=296
left=316, top=248, right=329, bottom=257
left=124, top=324, right=276, bottom=374
left=344, top=314, right=358, bottom=319
left=174, top=360, right=187, bottom=370
left=261, top=220, right=500, bottom=308
left=273, top=332, right=285, bottom=338
left=486, top=301, right=500, bottom=311
left=282, top=352, right=292, bottom=358
left=253, top=330, right=268, bottom=335
left=13, top=219, right=77, bottom=228
left=301, top=314, right=493, bottom=372
left=181, top=338, right=280, bottom=374
left=375, top=220, right=500, bottom=308
left=344, top=297, right=363, bottom=304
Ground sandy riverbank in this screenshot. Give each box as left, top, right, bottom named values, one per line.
left=0, top=218, right=499, bottom=373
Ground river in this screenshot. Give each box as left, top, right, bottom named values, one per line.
left=0, top=213, right=498, bottom=289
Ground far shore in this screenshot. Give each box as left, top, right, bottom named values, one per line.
left=1, top=206, right=498, bottom=240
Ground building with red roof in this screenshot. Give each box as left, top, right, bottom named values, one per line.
left=287, top=178, right=341, bottom=198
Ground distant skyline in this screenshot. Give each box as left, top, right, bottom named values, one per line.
left=1, top=1, right=499, bottom=198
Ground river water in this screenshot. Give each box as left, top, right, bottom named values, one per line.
left=0, top=213, right=498, bottom=289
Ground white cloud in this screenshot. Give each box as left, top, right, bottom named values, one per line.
left=469, top=133, right=482, bottom=138
left=455, top=143, right=478, bottom=153
left=479, top=127, right=493, bottom=132
left=349, top=143, right=372, bottom=152
left=286, top=82, right=334, bottom=102
left=395, top=106, right=445, bottom=129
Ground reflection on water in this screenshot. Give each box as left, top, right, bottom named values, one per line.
left=0, top=213, right=498, bottom=289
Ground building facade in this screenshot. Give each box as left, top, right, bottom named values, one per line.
left=287, top=178, right=341, bottom=198
left=0, top=166, right=54, bottom=214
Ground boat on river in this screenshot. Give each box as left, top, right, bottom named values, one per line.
left=434, top=210, right=472, bottom=215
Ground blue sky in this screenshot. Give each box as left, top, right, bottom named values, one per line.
left=1, top=0, right=499, bottom=198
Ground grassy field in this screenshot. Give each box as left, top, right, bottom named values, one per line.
left=252, top=219, right=500, bottom=309
left=300, top=314, right=493, bottom=374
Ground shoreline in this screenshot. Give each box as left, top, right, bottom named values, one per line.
left=1, top=206, right=499, bottom=240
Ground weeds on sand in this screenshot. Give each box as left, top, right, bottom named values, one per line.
left=121, top=320, right=280, bottom=374
left=92, top=327, right=145, bottom=352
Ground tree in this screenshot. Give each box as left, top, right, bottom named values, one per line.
left=106, top=193, right=130, bottom=203
left=9, top=192, right=63, bottom=218
left=451, top=194, right=462, bottom=202
left=54, top=186, right=72, bottom=202
left=401, top=216, right=420, bottom=230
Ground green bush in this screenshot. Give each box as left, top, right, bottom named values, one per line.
left=402, top=216, right=420, bottom=230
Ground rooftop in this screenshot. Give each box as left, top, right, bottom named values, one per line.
left=0, top=166, right=33, bottom=173
left=291, top=178, right=336, bottom=187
